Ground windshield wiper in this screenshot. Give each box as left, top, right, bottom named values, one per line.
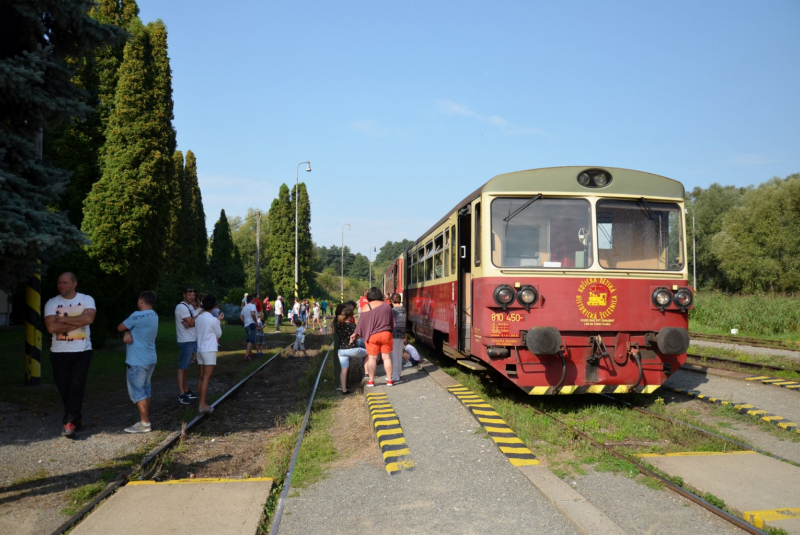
left=504, top=194, right=541, bottom=223
left=504, top=193, right=541, bottom=237
left=637, top=197, right=661, bottom=231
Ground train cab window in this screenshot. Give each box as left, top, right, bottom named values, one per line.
left=596, top=199, right=684, bottom=271
left=490, top=197, right=592, bottom=268
left=433, top=233, right=444, bottom=278
left=424, top=241, right=434, bottom=280
left=451, top=225, right=457, bottom=274
left=474, top=203, right=481, bottom=266
left=443, top=229, right=450, bottom=276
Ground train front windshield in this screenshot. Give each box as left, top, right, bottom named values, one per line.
left=491, top=197, right=684, bottom=271
left=596, top=200, right=684, bottom=271
left=491, top=198, right=593, bottom=268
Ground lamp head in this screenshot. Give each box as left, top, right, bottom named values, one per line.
left=305, top=163, right=311, bottom=172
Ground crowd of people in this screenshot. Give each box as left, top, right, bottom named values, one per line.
left=42, top=273, right=419, bottom=439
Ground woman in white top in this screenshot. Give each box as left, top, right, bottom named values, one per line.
left=195, top=295, right=224, bottom=414
left=311, top=302, right=322, bottom=331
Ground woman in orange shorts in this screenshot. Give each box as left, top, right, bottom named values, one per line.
left=351, top=287, right=396, bottom=387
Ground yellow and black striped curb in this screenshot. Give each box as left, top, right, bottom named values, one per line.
left=667, top=387, right=800, bottom=435
left=446, top=385, right=539, bottom=467
left=744, top=375, right=800, bottom=391
left=743, top=507, right=800, bottom=530
left=366, top=392, right=415, bottom=475
left=522, top=384, right=661, bottom=395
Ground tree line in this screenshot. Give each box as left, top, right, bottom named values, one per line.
left=688, top=173, right=800, bottom=293
left=1, top=0, right=207, bottom=344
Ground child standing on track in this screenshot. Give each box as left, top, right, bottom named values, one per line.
left=292, top=319, right=306, bottom=357
left=255, top=316, right=264, bottom=356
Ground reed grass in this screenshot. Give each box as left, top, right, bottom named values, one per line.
left=690, top=292, right=800, bottom=337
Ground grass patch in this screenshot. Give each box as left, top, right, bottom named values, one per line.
left=256, top=350, right=339, bottom=534
left=61, top=432, right=166, bottom=515
left=689, top=292, right=800, bottom=339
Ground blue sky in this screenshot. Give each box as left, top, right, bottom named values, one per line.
left=138, top=0, right=800, bottom=256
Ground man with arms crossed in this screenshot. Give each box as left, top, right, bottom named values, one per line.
left=118, top=291, right=158, bottom=433
left=43, top=272, right=97, bottom=438
left=175, top=287, right=199, bottom=404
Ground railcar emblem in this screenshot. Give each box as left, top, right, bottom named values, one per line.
left=576, top=278, right=618, bottom=325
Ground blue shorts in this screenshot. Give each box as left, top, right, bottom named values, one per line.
left=256, top=332, right=265, bottom=344
left=178, top=341, right=196, bottom=370
left=338, top=347, right=367, bottom=368
left=127, top=364, right=156, bottom=403
left=244, top=324, right=256, bottom=344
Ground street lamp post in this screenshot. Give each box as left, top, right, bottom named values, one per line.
left=295, top=161, right=311, bottom=301
left=341, top=224, right=350, bottom=302
left=368, top=246, right=377, bottom=288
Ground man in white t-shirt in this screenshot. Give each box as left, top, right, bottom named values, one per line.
left=175, top=287, right=199, bottom=405
left=43, top=272, right=97, bottom=438
left=274, top=295, right=284, bottom=332
left=240, top=294, right=258, bottom=359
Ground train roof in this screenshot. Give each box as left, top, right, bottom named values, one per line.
left=485, top=166, right=685, bottom=198
left=410, top=166, right=685, bottom=250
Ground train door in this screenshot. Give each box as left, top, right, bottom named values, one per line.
left=457, top=206, right=472, bottom=353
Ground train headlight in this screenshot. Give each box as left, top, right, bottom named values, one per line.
left=593, top=173, right=609, bottom=186
left=576, top=168, right=614, bottom=188
left=652, top=287, right=672, bottom=311
left=494, top=284, right=516, bottom=310
left=673, top=287, right=693, bottom=311
left=516, top=285, right=538, bottom=311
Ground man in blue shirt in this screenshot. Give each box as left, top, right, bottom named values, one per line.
left=118, top=291, right=159, bottom=433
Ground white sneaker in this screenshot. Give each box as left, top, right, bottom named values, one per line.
left=125, top=421, right=152, bottom=433
left=403, top=362, right=413, bottom=368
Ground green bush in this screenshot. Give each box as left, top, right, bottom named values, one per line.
left=689, top=292, right=800, bottom=335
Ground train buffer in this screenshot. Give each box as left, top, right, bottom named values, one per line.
left=640, top=451, right=800, bottom=533
left=70, top=477, right=273, bottom=535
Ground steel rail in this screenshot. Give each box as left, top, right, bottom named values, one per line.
left=51, top=348, right=286, bottom=535
left=530, top=405, right=767, bottom=535
left=269, top=346, right=331, bottom=534
left=686, top=353, right=800, bottom=373
left=599, top=394, right=796, bottom=466
left=690, top=332, right=795, bottom=351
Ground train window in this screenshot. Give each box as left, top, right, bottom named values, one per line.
left=451, top=225, right=457, bottom=274
left=490, top=197, right=592, bottom=268
left=434, top=233, right=444, bottom=278
left=411, top=250, right=417, bottom=284
left=425, top=241, right=434, bottom=280
left=474, top=203, right=481, bottom=266
left=444, top=228, right=450, bottom=276
left=596, top=200, right=684, bottom=271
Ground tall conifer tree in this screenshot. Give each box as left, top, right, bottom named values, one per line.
left=45, top=0, right=139, bottom=227
left=208, top=209, right=244, bottom=293
left=81, top=18, right=174, bottom=290
left=295, top=182, right=313, bottom=297
left=267, top=184, right=294, bottom=297
left=0, top=0, right=125, bottom=289
left=184, top=150, right=207, bottom=275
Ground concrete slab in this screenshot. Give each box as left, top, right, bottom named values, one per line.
left=71, top=477, right=273, bottom=535
left=641, top=451, right=800, bottom=533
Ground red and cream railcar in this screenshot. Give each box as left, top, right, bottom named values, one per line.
left=392, top=167, right=692, bottom=395
left=382, top=255, right=404, bottom=302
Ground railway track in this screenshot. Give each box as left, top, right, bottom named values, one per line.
left=51, top=344, right=331, bottom=535
left=690, top=332, right=798, bottom=351
left=686, top=353, right=800, bottom=374
left=428, top=346, right=791, bottom=533
left=531, top=398, right=770, bottom=534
